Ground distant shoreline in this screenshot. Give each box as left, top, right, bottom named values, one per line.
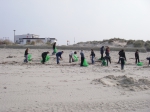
left=0, top=45, right=148, bottom=52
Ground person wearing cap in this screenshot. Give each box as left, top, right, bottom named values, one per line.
left=56, top=51, right=64, bottom=64
left=41, top=51, right=49, bottom=64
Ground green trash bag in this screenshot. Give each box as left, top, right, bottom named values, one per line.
left=137, top=62, right=143, bottom=66
left=102, top=59, right=107, bottom=66
left=54, top=48, right=57, bottom=53
left=73, top=55, right=78, bottom=62
left=28, top=54, right=32, bottom=61
left=41, top=55, right=50, bottom=63
left=83, top=59, right=89, bottom=67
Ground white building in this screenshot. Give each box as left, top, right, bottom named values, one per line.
left=14, top=34, right=57, bottom=45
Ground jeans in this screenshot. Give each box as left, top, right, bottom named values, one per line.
left=81, top=57, right=84, bottom=66
left=105, top=56, right=111, bottom=66
left=91, top=56, right=94, bottom=64
left=56, top=56, right=59, bottom=64
left=120, top=58, right=125, bottom=70
left=101, top=53, right=103, bottom=60
left=69, top=55, right=74, bottom=63
left=24, top=55, right=28, bottom=63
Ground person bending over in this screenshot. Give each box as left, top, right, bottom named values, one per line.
left=56, top=51, right=63, bottom=64
left=42, top=51, right=49, bottom=64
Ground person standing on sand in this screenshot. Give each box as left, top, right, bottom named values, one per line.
left=52, top=42, right=56, bottom=55
left=105, top=46, right=111, bottom=66
left=117, top=50, right=122, bottom=64
left=135, top=49, right=140, bottom=64
left=41, top=51, right=49, bottom=64
left=90, top=49, right=95, bottom=64
left=80, top=50, right=85, bottom=66
left=56, top=51, right=64, bottom=64
left=100, top=46, right=104, bottom=60
left=24, top=48, right=29, bottom=63
left=119, top=49, right=126, bottom=70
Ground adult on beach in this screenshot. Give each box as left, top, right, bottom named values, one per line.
left=105, top=46, right=111, bottom=66
left=56, top=51, right=64, bottom=64
left=100, top=46, right=104, bottom=60
left=41, top=51, right=49, bottom=64
left=80, top=50, right=85, bottom=66
left=69, top=51, right=77, bottom=63
left=52, top=42, right=56, bottom=55
left=119, top=49, right=126, bottom=70
left=24, top=48, right=29, bottom=63
left=135, top=49, right=140, bottom=64
left=90, top=49, right=95, bottom=64
left=117, top=50, right=122, bottom=64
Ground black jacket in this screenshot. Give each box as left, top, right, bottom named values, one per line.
left=42, top=52, right=49, bottom=57
left=135, top=51, right=139, bottom=58
left=53, top=43, right=56, bottom=49
left=90, top=51, right=95, bottom=57
left=24, top=50, right=28, bottom=55
left=119, top=50, right=126, bottom=60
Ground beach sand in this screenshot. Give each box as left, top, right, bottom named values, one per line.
left=0, top=48, right=150, bottom=112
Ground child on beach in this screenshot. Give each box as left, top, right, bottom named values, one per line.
left=56, top=51, right=64, bottom=64
left=41, top=51, right=49, bottom=64
left=24, top=48, right=29, bottom=63
left=90, top=49, right=95, bottom=64
left=80, top=50, right=85, bottom=66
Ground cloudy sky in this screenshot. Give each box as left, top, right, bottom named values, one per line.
left=0, top=0, right=150, bottom=45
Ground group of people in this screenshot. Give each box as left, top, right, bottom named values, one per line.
left=24, top=42, right=150, bottom=70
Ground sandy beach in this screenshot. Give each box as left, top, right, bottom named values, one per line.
left=0, top=48, right=150, bottom=112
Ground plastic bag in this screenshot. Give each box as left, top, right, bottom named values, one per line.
left=102, top=59, right=107, bottom=66
left=137, top=62, right=143, bottom=66
left=83, top=59, right=89, bottom=67
left=73, top=55, right=78, bottom=62
left=54, top=48, right=57, bottom=53
left=28, top=54, right=32, bottom=61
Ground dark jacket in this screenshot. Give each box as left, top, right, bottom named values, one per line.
left=90, top=51, right=95, bottom=57
left=80, top=52, right=84, bottom=58
left=56, top=52, right=63, bottom=58
left=42, top=52, right=49, bottom=57
left=53, top=43, right=56, bottom=49
left=135, top=51, right=139, bottom=58
left=105, top=48, right=109, bottom=56
left=119, top=50, right=126, bottom=60
left=24, top=49, right=28, bottom=55
left=100, top=46, right=104, bottom=54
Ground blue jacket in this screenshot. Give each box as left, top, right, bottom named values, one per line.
left=56, top=52, right=62, bottom=58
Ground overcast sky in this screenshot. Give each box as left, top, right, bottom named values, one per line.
left=0, top=0, right=150, bottom=45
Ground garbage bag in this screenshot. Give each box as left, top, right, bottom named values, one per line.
left=83, top=59, right=89, bottom=67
